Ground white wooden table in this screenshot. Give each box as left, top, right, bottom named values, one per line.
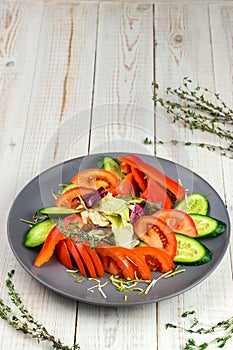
left=1, top=1, right=233, bottom=349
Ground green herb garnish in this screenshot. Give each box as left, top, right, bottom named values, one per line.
left=166, top=310, right=233, bottom=349
left=57, top=219, right=101, bottom=248
left=152, top=78, right=233, bottom=159
left=0, top=270, right=80, bottom=349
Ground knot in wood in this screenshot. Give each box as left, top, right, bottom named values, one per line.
left=170, top=33, right=184, bottom=48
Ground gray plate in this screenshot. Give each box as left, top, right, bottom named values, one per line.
left=7, top=153, right=230, bottom=306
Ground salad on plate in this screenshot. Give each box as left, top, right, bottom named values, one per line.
left=23, top=154, right=227, bottom=283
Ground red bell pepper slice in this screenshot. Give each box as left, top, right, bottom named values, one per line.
left=65, top=237, right=87, bottom=277
left=131, top=167, right=147, bottom=192
left=34, top=214, right=81, bottom=267
left=118, top=154, right=186, bottom=202
left=141, top=177, right=172, bottom=209
left=133, top=215, right=177, bottom=259
left=133, top=246, right=175, bottom=273
left=112, top=172, right=137, bottom=196
left=153, top=209, right=198, bottom=237
left=55, top=240, right=73, bottom=269
left=83, top=245, right=105, bottom=277
left=75, top=243, right=97, bottom=278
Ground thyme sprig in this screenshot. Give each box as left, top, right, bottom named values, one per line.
left=153, top=77, right=233, bottom=159
left=57, top=219, right=101, bottom=249
left=166, top=310, right=233, bottom=349
left=144, top=138, right=233, bottom=159
left=0, top=270, right=80, bottom=349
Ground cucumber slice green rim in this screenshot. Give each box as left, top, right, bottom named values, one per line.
left=59, top=183, right=79, bottom=194
left=39, top=207, right=80, bottom=216
left=25, top=219, right=56, bottom=247
left=174, top=233, right=212, bottom=265
left=189, top=214, right=226, bottom=239
left=98, top=156, right=124, bottom=179
left=175, top=193, right=209, bottom=215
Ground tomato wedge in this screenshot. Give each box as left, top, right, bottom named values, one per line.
left=34, top=214, right=81, bottom=267
left=118, top=154, right=186, bottom=202
left=133, top=215, right=177, bottom=258
left=95, top=246, right=136, bottom=280
left=153, top=209, right=198, bottom=237
left=114, top=246, right=151, bottom=280
left=133, top=246, right=175, bottom=272
left=55, top=187, right=94, bottom=208
left=70, top=168, right=119, bottom=192
left=141, top=177, right=172, bottom=208
left=55, top=240, right=73, bottom=269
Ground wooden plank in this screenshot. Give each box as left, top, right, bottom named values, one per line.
left=16, top=2, right=98, bottom=178
left=0, top=2, right=49, bottom=349
left=1, top=2, right=98, bottom=349
left=90, top=2, right=155, bottom=155
left=42, top=0, right=233, bottom=4
left=77, top=3, right=157, bottom=350
left=209, top=4, right=233, bottom=266
left=154, top=4, right=233, bottom=349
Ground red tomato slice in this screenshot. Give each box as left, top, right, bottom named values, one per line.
left=95, top=246, right=136, bottom=280
left=70, top=168, right=119, bottom=192
left=55, top=187, right=94, bottom=208
left=66, top=238, right=87, bottom=277
left=100, top=256, right=122, bottom=276
left=55, top=240, right=73, bottom=269
left=133, top=215, right=177, bottom=259
left=114, top=246, right=151, bottom=280
left=153, top=209, right=198, bottom=237
left=141, top=177, right=172, bottom=209
left=133, top=246, right=175, bottom=273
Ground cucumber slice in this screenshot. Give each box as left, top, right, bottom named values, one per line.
left=174, top=233, right=212, bottom=265
left=39, top=207, right=80, bottom=216
left=25, top=219, right=56, bottom=247
left=59, top=183, right=78, bottom=194
left=189, top=214, right=226, bottom=239
left=175, top=193, right=209, bottom=215
left=98, top=156, right=124, bottom=179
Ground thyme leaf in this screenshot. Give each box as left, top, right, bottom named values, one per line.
left=166, top=310, right=233, bottom=349
left=57, top=219, right=101, bottom=248
left=153, top=78, right=233, bottom=159
left=0, top=270, right=80, bottom=349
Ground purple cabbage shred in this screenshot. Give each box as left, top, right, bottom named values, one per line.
left=81, top=187, right=107, bottom=208
left=130, top=202, right=145, bottom=222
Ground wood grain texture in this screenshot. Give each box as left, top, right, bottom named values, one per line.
left=0, top=2, right=233, bottom=350
left=155, top=4, right=233, bottom=349
left=77, top=4, right=157, bottom=350
left=209, top=4, right=233, bottom=263
left=90, top=3, right=155, bottom=156
left=0, top=2, right=98, bottom=350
